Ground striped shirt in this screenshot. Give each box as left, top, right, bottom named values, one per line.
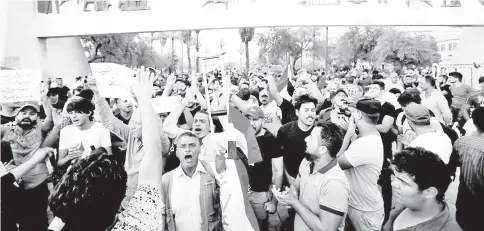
left=453, top=135, right=484, bottom=230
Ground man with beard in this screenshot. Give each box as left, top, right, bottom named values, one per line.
left=448, top=72, right=474, bottom=126
left=437, top=74, right=453, bottom=107
left=1, top=102, right=61, bottom=231
left=57, top=98, right=112, bottom=167
left=337, top=98, right=385, bottom=231
left=163, top=88, right=257, bottom=231
left=273, top=123, right=349, bottom=231
left=317, top=89, right=351, bottom=131
left=245, top=106, right=283, bottom=231
left=275, top=94, right=317, bottom=231
left=87, top=78, right=171, bottom=208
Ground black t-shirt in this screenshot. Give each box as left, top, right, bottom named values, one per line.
left=115, top=113, right=131, bottom=125
left=378, top=102, right=397, bottom=159
left=0, top=114, right=15, bottom=125
left=58, top=86, right=70, bottom=102
left=278, top=98, right=297, bottom=125
left=249, top=130, right=281, bottom=192
left=440, top=84, right=453, bottom=107
left=277, top=121, right=313, bottom=178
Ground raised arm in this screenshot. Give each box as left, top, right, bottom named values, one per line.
left=267, top=73, right=284, bottom=106
left=133, top=67, right=164, bottom=191
left=86, top=78, right=132, bottom=142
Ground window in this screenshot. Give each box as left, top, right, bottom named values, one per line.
left=441, top=44, right=445, bottom=51
left=453, top=43, right=457, bottom=50
left=448, top=43, right=453, bottom=51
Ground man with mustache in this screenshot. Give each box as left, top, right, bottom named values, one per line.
left=1, top=100, right=62, bottom=231
left=258, top=90, right=282, bottom=136
left=163, top=87, right=257, bottom=231
left=276, top=94, right=317, bottom=231
left=161, top=130, right=223, bottom=231
left=273, top=123, right=350, bottom=231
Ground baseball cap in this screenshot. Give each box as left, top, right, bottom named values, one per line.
left=50, top=82, right=59, bottom=88
left=404, top=103, right=430, bottom=124
left=17, top=103, right=40, bottom=114
left=355, top=98, right=381, bottom=115
left=479, top=76, right=484, bottom=83
left=259, top=90, right=269, bottom=97
left=246, top=106, right=264, bottom=119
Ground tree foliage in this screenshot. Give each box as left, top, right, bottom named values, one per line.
left=81, top=34, right=176, bottom=69
left=371, top=28, right=441, bottom=69
left=239, top=27, right=255, bottom=70
left=257, top=27, right=324, bottom=71
left=333, top=26, right=384, bottom=67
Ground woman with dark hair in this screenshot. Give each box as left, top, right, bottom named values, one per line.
left=47, top=67, right=164, bottom=231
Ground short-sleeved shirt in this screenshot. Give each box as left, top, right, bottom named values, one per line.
left=58, top=122, right=112, bottom=158
left=450, top=84, right=474, bottom=108
left=260, top=101, right=282, bottom=127
left=378, top=101, right=397, bottom=159
left=382, top=203, right=462, bottom=231
left=409, top=131, right=452, bottom=164
left=249, top=130, right=281, bottom=192
left=1, top=125, right=47, bottom=189
left=343, top=134, right=384, bottom=212
left=277, top=121, right=313, bottom=178
left=465, top=91, right=484, bottom=109
left=295, top=159, right=350, bottom=231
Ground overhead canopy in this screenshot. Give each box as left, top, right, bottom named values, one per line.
left=450, top=27, right=484, bottom=66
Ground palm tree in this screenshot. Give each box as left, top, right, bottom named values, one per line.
left=181, top=31, right=192, bottom=74
left=171, top=31, right=176, bottom=73
left=195, top=30, right=201, bottom=73
left=239, top=28, right=255, bottom=70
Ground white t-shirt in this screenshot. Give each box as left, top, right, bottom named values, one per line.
left=463, top=119, right=478, bottom=136
left=343, top=134, right=384, bottom=212
left=396, top=111, right=443, bottom=142
left=59, top=122, right=112, bottom=157
left=260, top=101, right=282, bottom=125
left=408, top=131, right=452, bottom=164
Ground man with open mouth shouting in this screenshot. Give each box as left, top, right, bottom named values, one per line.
left=163, top=86, right=256, bottom=231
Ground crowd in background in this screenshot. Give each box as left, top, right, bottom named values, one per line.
left=1, top=63, right=483, bottom=231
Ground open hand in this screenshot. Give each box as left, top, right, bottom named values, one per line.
left=132, top=66, right=155, bottom=101
left=52, top=111, right=63, bottom=126
left=85, top=77, right=100, bottom=95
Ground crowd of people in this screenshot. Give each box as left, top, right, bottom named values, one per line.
left=1, top=63, right=483, bottom=231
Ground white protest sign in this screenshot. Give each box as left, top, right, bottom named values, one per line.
left=0, top=70, right=41, bottom=103
left=90, top=63, right=135, bottom=101
left=151, top=96, right=182, bottom=113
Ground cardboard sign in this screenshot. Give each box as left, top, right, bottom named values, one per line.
left=0, top=70, right=41, bottom=103
left=90, top=63, right=135, bottom=101
left=151, top=96, right=182, bottom=113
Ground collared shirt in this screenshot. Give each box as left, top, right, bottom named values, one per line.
left=295, top=158, right=350, bottom=231
left=1, top=125, right=47, bottom=189
left=171, top=163, right=207, bottom=231
left=453, top=135, right=484, bottom=231
left=422, top=91, right=453, bottom=125
left=382, top=203, right=462, bottom=231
